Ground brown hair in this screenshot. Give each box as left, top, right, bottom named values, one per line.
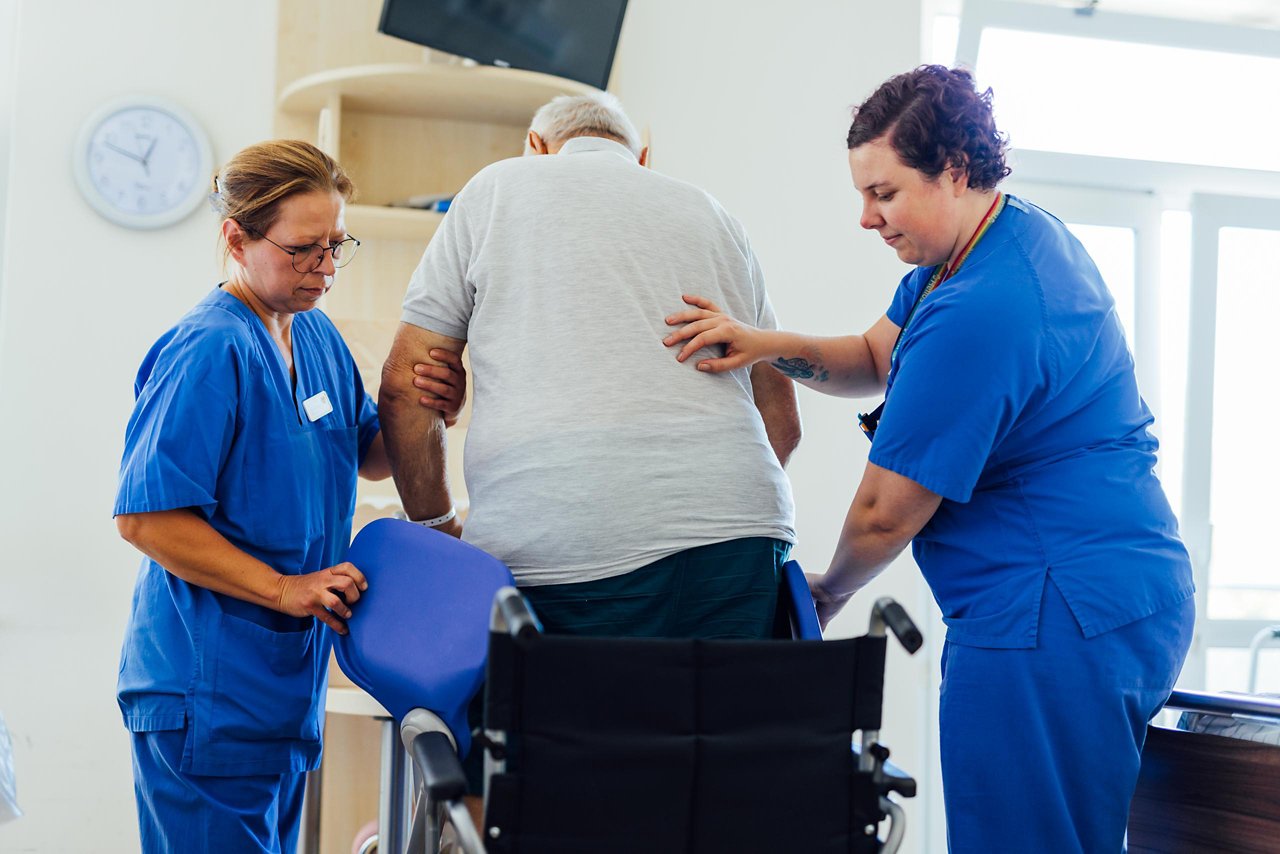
left=210, top=139, right=355, bottom=264
left=847, top=65, right=1010, bottom=192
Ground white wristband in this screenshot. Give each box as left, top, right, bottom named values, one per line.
left=412, top=507, right=457, bottom=528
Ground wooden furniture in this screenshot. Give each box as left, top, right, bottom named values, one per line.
left=274, top=2, right=594, bottom=851
left=1129, top=726, right=1280, bottom=853
left=1128, top=691, right=1280, bottom=853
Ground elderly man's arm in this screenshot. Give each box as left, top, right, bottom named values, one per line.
left=750, top=363, right=802, bottom=467
left=380, top=322, right=467, bottom=537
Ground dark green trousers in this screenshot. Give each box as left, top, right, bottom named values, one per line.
left=520, top=537, right=793, bottom=640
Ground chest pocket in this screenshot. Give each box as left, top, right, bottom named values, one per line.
left=239, top=428, right=326, bottom=546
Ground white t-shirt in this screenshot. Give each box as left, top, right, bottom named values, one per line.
left=402, top=136, right=796, bottom=585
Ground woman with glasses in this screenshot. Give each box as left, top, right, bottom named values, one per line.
left=663, top=66, right=1194, bottom=853
left=112, top=139, right=464, bottom=852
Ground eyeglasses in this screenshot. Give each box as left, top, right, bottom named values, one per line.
left=240, top=223, right=360, bottom=273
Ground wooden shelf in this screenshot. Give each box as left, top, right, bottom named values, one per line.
left=279, top=62, right=597, bottom=125
left=326, top=685, right=390, bottom=718
left=346, top=204, right=443, bottom=241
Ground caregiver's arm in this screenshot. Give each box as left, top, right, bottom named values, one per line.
left=115, top=509, right=366, bottom=634
left=663, top=295, right=900, bottom=397
left=809, top=462, right=942, bottom=629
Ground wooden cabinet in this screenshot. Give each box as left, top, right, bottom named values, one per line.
left=272, top=2, right=594, bottom=850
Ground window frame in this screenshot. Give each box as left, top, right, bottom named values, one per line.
left=1184, top=192, right=1280, bottom=661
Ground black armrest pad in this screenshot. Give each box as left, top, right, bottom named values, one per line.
left=411, top=731, right=467, bottom=802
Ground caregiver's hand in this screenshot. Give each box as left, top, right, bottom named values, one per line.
left=807, top=572, right=853, bottom=631
left=662, top=294, right=780, bottom=372
left=413, top=348, right=468, bottom=428
left=277, top=562, right=369, bottom=634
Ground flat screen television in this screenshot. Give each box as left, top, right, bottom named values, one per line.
left=378, top=0, right=630, bottom=91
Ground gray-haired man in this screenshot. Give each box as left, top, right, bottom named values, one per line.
left=380, top=92, right=800, bottom=639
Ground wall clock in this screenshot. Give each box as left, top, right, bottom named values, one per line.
left=73, top=96, right=214, bottom=229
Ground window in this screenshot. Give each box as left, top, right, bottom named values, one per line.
left=974, top=28, right=1280, bottom=172
left=1186, top=198, right=1280, bottom=629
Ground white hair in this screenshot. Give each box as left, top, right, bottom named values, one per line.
left=525, top=92, right=641, bottom=156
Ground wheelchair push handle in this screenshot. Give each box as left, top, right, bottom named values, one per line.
left=491, top=586, right=541, bottom=640
left=871, top=597, right=923, bottom=654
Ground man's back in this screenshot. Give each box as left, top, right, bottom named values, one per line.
left=402, top=137, right=795, bottom=584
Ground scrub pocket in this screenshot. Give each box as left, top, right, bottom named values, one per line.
left=206, top=613, right=322, bottom=743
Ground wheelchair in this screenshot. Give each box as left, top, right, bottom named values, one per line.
left=336, top=518, right=920, bottom=854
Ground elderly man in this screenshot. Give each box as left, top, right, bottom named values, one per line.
left=380, top=92, right=799, bottom=640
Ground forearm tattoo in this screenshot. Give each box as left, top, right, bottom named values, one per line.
left=772, top=357, right=829, bottom=382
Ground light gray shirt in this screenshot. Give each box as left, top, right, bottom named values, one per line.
left=402, top=136, right=796, bottom=585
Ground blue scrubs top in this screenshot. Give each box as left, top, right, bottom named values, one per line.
left=872, top=196, right=1194, bottom=649
left=115, top=287, right=379, bottom=776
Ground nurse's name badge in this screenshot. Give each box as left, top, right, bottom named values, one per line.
left=302, top=390, right=333, bottom=422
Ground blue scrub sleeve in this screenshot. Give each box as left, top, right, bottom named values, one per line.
left=355, top=386, right=379, bottom=465
left=885, top=268, right=929, bottom=328
left=115, top=333, right=238, bottom=519
left=869, top=287, right=1050, bottom=502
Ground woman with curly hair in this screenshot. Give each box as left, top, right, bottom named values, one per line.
left=664, top=65, right=1194, bottom=852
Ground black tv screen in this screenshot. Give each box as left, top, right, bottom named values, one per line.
left=379, top=0, right=630, bottom=90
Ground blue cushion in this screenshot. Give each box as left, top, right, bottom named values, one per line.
left=335, top=518, right=514, bottom=757
left=783, top=560, right=822, bottom=640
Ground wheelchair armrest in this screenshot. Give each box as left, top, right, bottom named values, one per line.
left=410, top=730, right=467, bottom=802
left=852, top=741, right=917, bottom=799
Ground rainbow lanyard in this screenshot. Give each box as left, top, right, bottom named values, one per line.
left=888, top=191, right=1007, bottom=370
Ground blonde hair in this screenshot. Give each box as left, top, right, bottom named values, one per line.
left=526, top=92, right=641, bottom=156
left=210, top=140, right=355, bottom=265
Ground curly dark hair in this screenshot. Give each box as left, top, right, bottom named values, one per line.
left=847, top=65, right=1011, bottom=191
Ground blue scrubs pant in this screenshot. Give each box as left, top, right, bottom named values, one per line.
left=939, top=578, right=1194, bottom=854
left=131, top=729, right=307, bottom=854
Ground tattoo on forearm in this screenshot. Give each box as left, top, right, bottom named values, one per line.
left=773, top=357, right=829, bottom=382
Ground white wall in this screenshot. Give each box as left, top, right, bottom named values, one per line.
left=0, top=0, right=21, bottom=292
left=0, top=2, right=939, bottom=852
left=612, top=3, right=940, bottom=851
left=0, top=2, right=276, bottom=851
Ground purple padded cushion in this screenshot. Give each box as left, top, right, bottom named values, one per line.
left=335, top=518, right=514, bottom=757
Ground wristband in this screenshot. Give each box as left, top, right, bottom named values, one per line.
left=412, top=507, right=457, bottom=528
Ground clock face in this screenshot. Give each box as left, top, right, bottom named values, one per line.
left=74, top=98, right=213, bottom=229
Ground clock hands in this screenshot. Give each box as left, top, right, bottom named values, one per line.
left=140, top=135, right=158, bottom=176
left=103, top=136, right=158, bottom=176
left=103, top=140, right=146, bottom=165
